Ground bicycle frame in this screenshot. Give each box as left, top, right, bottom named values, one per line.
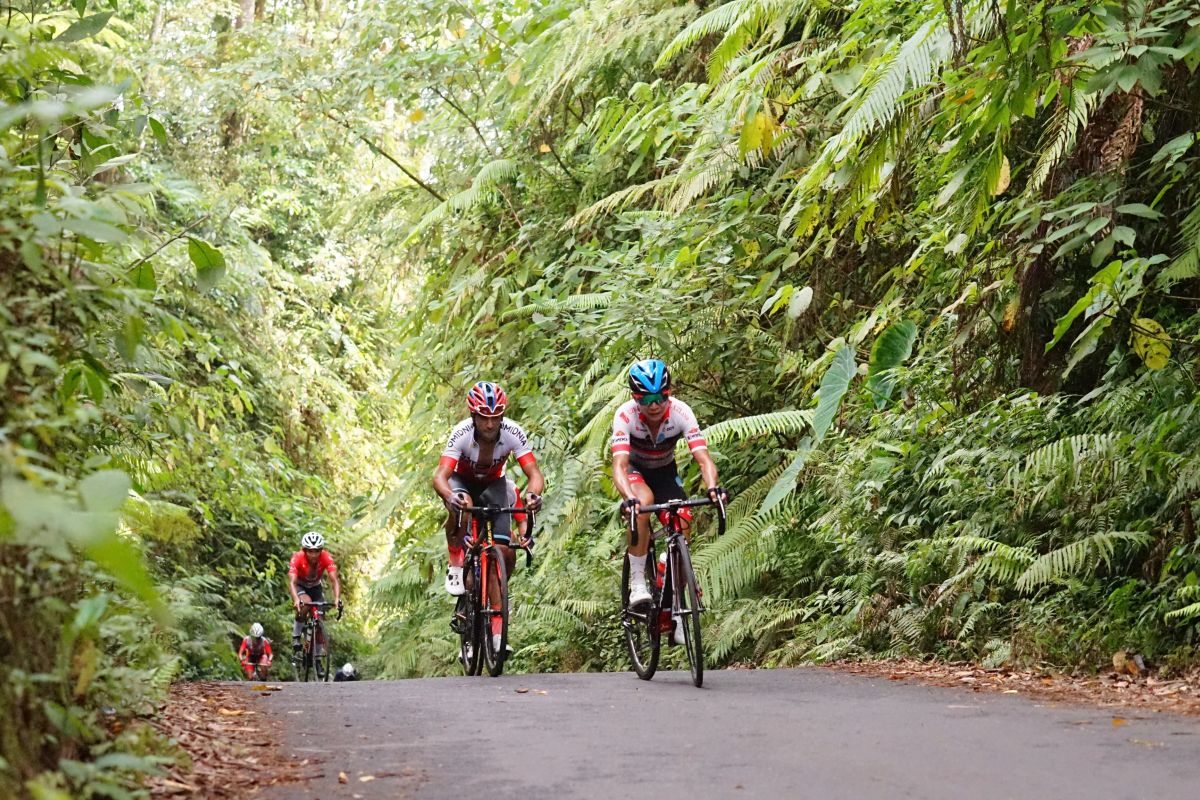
left=454, top=504, right=536, bottom=676
left=622, top=495, right=726, bottom=686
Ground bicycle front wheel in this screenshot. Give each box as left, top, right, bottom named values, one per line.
left=674, top=542, right=704, bottom=687
left=302, top=626, right=314, bottom=682
left=316, top=620, right=331, bottom=682
left=482, top=546, right=509, bottom=677
left=455, top=591, right=482, bottom=676
left=620, top=550, right=660, bottom=680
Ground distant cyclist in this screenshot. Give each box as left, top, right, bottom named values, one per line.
left=612, top=359, right=727, bottom=641
left=333, top=662, right=360, bottom=682
left=288, top=531, right=342, bottom=655
left=238, top=623, right=273, bottom=679
left=433, top=380, right=544, bottom=652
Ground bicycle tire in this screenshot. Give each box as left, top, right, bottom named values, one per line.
left=620, top=548, right=660, bottom=680
left=674, top=540, right=704, bottom=688
left=302, top=624, right=314, bottom=682
left=316, top=619, right=331, bottom=682
left=483, top=546, right=509, bottom=677
left=456, top=590, right=482, bottom=676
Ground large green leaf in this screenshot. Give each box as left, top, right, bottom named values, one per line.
left=56, top=11, right=114, bottom=43
left=866, top=320, right=917, bottom=408
left=812, top=344, right=856, bottom=442
left=760, top=437, right=813, bottom=515
left=188, top=237, right=227, bottom=290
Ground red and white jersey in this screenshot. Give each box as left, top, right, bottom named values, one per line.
left=288, top=550, right=336, bottom=589
left=611, top=398, right=708, bottom=469
left=440, top=418, right=536, bottom=482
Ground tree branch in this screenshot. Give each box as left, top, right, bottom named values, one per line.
left=429, top=86, right=496, bottom=156
left=320, top=109, right=444, bottom=202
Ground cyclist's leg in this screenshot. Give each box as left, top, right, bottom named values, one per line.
left=445, top=475, right=476, bottom=566
left=293, top=588, right=313, bottom=648
left=506, top=478, right=528, bottom=542
left=624, top=467, right=656, bottom=558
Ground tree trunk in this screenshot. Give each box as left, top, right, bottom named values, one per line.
left=235, top=0, right=255, bottom=28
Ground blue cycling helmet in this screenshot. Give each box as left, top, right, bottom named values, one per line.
left=628, top=359, right=671, bottom=393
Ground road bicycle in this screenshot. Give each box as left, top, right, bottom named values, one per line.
left=450, top=504, right=535, bottom=677
left=621, top=495, right=726, bottom=687
left=243, top=659, right=272, bottom=681
left=293, top=600, right=340, bottom=682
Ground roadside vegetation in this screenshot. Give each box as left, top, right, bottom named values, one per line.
left=3, top=0, right=1200, bottom=794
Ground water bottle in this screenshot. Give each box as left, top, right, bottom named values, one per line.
left=655, top=552, right=666, bottom=588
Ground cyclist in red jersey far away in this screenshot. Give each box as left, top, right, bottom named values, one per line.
left=612, top=359, right=727, bottom=642
left=433, top=381, right=544, bottom=650
left=238, top=623, right=273, bottom=678
left=288, top=531, right=342, bottom=655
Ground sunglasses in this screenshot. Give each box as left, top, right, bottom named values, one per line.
left=633, top=391, right=669, bottom=406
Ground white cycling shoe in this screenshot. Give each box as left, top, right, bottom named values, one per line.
left=445, top=566, right=465, bottom=596
left=490, top=633, right=514, bottom=655
left=672, top=615, right=687, bottom=646
left=628, top=579, right=652, bottom=607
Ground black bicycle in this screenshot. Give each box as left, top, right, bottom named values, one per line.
left=621, top=496, right=726, bottom=687
left=450, top=505, right=535, bottom=677
left=293, top=600, right=340, bottom=682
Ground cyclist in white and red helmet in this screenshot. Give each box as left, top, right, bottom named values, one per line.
left=287, top=531, right=342, bottom=654
left=433, top=381, right=544, bottom=650
left=238, top=622, right=273, bottom=678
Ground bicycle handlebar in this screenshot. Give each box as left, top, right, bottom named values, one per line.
left=626, top=495, right=727, bottom=549
left=298, top=600, right=342, bottom=619
left=456, top=505, right=538, bottom=558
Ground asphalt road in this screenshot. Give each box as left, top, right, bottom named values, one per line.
left=253, top=667, right=1200, bottom=800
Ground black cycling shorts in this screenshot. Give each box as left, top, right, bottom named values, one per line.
left=448, top=475, right=518, bottom=543
left=628, top=462, right=686, bottom=503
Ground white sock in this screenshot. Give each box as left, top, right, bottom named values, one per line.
left=629, top=553, right=647, bottom=583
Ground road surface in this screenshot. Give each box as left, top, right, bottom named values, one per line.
left=253, top=667, right=1200, bottom=799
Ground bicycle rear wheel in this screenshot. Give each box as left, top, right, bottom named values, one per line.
left=482, top=547, right=509, bottom=677
left=620, top=549, right=660, bottom=680
left=673, top=541, right=704, bottom=687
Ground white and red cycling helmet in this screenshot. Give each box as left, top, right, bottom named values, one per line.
left=466, top=381, right=508, bottom=417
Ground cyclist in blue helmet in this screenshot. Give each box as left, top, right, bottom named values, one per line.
left=611, top=359, right=727, bottom=635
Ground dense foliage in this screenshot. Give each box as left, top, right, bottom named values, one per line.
left=3, top=0, right=1200, bottom=794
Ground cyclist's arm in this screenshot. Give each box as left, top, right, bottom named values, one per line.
left=433, top=458, right=459, bottom=504
left=289, top=575, right=302, bottom=609
left=516, top=456, right=544, bottom=498
left=693, top=447, right=719, bottom=493
left=238, top=639, right=249, bottom=660
left=330, top=570, right=342, bottom=606
left=263, top=639, right=273, bottom=660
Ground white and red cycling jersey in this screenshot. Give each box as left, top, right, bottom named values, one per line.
left=611, top=398, right=708, bottom=470
left=440, top=418, right=536, bottom=483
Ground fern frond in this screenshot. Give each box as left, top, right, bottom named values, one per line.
left=1016, top=530, right=1151, bottom=592
left=566, top=179, right=662, bottom=228
left=704, top=408, right=814, bottom=444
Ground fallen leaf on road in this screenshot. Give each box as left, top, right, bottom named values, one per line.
left=359, top=775, right=376, bottom=782
left=339, top=771, right=348, bottom=783
left=287, top=710, right=303, bottom=714
left=534, top=690, right=548, bottom=695
left=217, top=708, right=249, bottom=716
left=1002, top=689, right=1019, bottom=694
left=515, top=688, right=529, bottom=694
left=1112, top=718, right=1127, bottom=727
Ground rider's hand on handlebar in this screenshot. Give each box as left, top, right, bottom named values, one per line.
left=448, top=491, right=471, bottom=511
left=707, top=486, right=729, bottom=505
left=337, top=600, right=344, bottom=619
left=620, top=497, right=640, bottom=515
left=525, top=492, right=543, bottom=512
